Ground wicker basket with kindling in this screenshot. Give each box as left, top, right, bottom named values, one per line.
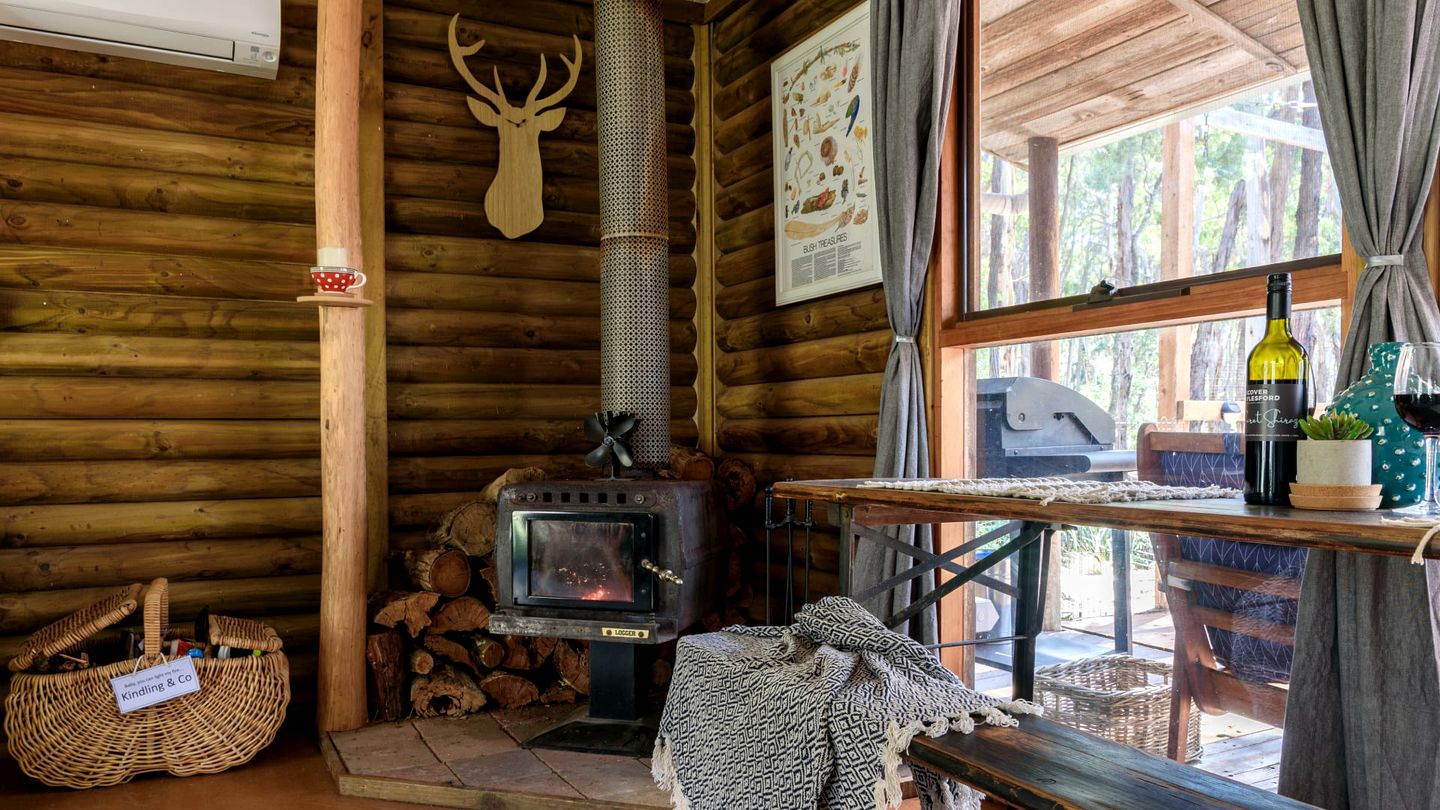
left=4, top=578, right=289, bottom=788
left=1034, top=654, right=1202, bottom=762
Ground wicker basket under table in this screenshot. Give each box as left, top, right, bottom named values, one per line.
left=4, top=577, right=289, bottom=788
left=1034, top=654, right=1202, bottom=762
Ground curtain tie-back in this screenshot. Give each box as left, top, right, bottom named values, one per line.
left=1366, top=254, right=1406, bottom=269
left=892, top=335, right=915, bottom=344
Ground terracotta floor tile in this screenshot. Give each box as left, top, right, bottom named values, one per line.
left=447, top=748, right=554, bottom=788
left=412, top=713, right=518, bottom=761
left=329, top=722, right=440, bottom=777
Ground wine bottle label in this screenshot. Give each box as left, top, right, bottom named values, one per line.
left=1245, top=382, right=1305, bottom=440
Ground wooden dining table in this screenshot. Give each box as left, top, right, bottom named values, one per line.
left=769, top=479, right=1436, bottom=699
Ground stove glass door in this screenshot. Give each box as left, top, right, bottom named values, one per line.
left=512, top=511, right=655, bottom=611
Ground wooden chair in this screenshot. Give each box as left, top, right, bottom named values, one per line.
left=1136, top=425, right=1303, bottom=762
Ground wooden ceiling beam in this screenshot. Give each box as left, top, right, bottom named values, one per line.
left=1162, top=0, right=1297, bottom=74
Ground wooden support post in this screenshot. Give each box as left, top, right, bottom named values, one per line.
left=312, top=0, right=371, bottom=734
left=360, top=0, right=388, bottom=596
left=1027, top=136, right=1060, bottom=381
left=1158, top=121, right=1195, bottom=421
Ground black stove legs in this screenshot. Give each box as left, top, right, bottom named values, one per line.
left=523, top=641, right=659, bottom=757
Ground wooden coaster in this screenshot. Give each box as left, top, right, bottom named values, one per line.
left=1289, top=483, right=1382, bottom=498
left=1289, top=492, right=1383, bottom=511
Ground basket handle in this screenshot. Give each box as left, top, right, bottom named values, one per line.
left=142, top=578, right=170, bottom=658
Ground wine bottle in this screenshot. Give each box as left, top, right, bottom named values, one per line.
left=1244, top=273, right=1309, bottom=505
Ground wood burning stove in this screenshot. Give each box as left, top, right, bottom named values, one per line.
left=490, top=479, right=725, bottom=754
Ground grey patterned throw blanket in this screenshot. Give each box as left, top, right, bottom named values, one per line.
left=652, top=597, right=1040, bottom=810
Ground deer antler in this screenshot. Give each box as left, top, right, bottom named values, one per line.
left=524, top=35, right=583, bottom=112
left=447, top=15, right=511, bottom=113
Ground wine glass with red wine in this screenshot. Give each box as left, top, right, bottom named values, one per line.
left=1394, top=342, right=1440, bottom=515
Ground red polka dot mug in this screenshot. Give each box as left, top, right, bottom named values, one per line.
left=309, top=267, right=367, bottom=293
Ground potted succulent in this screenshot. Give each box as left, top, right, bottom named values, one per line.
left=1295, top=412, right=1374, bottom=487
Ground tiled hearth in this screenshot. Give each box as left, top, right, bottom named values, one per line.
left=323, top=703, right=668, bottom=808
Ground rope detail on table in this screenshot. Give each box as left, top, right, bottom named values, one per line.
left=857, top=477, right=1239, bottom=507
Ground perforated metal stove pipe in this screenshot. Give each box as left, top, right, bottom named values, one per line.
left=594, top=0, right=670, bottom=469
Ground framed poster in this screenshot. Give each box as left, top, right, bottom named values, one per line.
left=771, top=2, right=881, bottom=306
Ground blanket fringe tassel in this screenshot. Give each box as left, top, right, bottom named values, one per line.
left=652, top=733, right=693, bottom=810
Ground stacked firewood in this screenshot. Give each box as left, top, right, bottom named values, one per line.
left=365, top=468, right=588, bottom=720
left=363, top=451, right=758, bottom=722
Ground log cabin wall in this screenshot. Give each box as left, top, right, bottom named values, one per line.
left=707, top=0, right=882, bottom=608
left=379, top=1, right=700, bottom=551
left=0, top=0, right=325, bottom=693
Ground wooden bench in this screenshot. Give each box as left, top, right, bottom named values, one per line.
left=906, top=715, right=1314, bottom=810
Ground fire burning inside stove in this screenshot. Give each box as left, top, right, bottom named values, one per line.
left=528, top=519, right=635, bottom=603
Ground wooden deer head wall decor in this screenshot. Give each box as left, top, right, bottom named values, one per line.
left=446, top=15, right=582, bottom=239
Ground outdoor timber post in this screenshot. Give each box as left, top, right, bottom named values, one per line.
left=1027, top=136, right=1060, bottom=381
left=307, top=0, right=371, bottom=733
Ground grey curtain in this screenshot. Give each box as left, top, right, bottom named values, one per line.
left=858, top=0, right=961, bottom=644
left=1280, top=2, right=1440, bottom=808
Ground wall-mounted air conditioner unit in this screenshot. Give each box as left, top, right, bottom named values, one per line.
left=0, top=0, right=281, bottom=80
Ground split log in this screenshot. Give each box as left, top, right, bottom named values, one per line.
left=430, top=500, right=497, bottom=557
left=469, top=635, right=506, bottom=670
left=365, top=630, right=406, bottom=723
left=411, top=664, right=486, bottom=718
left=371, top=591, right=439, bottom=637
left=476, top=566, right=499, bottom=607
left=539, top=681, right=578, bottom=705
left=409, top=648, right=435, bottom=675
left=480, top=466, right=547, bottom=502
left=529, top=636, right=558, bottom=664
left=665, top=444, right=715, bottom=480
left=429, top=596, right=490, bottom=634
left=403, top=548, right=471, bottom=598
left=422, top=633, right=477, bottom=675
left=553, top=639, right=590, bottom=695
left=716, top=457, right=758, bottom=512
left=479, top=671, right=540, bottom=709
left=501, top=635, right=535, bottom=670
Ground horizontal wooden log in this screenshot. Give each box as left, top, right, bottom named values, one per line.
left=386, top=156, right=696, bottom=218
left=0, top=378, right=319, bottom=419
left=0, top=155, right=314, bottom=224
left=716, top=169, right=773, bottom=222
left=383, top=0, right=695, bottom=59
left=0, top=420, right=318, bottom=461
left=0, top=38, right=318, bottom=109
left=712, top=0, right=857, bottom=88
left=388, top=383, right=696, bottom=420
left=0, top=201, right=314, bottom=263
left=388, top=308, right=695, bottom=352
left=389, top=418, right=698, bottom=458
left=716, top=374, right=883, bottom=419
left=385, top=233, right=696, bottom=287
left=0, top=574, right=320, bottom=634
left=714, top=240, right=774, bottom=288
left=715, top=133, right=770, bottom=189
left=389, top=455, right=602, bottom=494
left=713, top=0, right=791, bottom=52
left=717, top=287, right=888, bottom=351
left=387, top=271, right=696, bottom=318
left=387, top=346, right=698, bottom=385
left=2, top=496, right=320, bottom=547
left=0, top=66, right=314, bottom=148
left=0, top=334, right=319, bottom=380
left=718, top=415, right=878, bottom=456
left=0, top=536, right=322, bottom=591
left=725, top=452, right=874, bottom=486
left=390, top=491, right=485, bottom=529
left=0, top=246, right=311, bottom=300
left=385, top=195, right=696, bottom=249
left=714, top=204, right=773, bottom=255
left=717, top=330, right=891, bottom=386
left=714, top=59, right=770, bottom=121
left=0, top=459, right=321, bottom=505
left=714, top=276, right=773, bottom=321
left=384, top=118, right=698, bottom=187
left=714, top=95, right=771, bottom=156
left=0, top=288, right=317, bottom=341
left=0, top=112, right=314, bottom=186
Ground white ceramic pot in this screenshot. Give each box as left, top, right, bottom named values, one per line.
left=1295, top=439, right=1373, bottom=486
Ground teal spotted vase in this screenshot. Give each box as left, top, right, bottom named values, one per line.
left=1330, top=341, right=1426, bottom=507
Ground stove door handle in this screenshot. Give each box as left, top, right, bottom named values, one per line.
left=640, top=558, right=683, bottom=586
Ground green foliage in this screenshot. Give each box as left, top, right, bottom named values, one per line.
left=1299, top=411, right=1374, bottom=440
